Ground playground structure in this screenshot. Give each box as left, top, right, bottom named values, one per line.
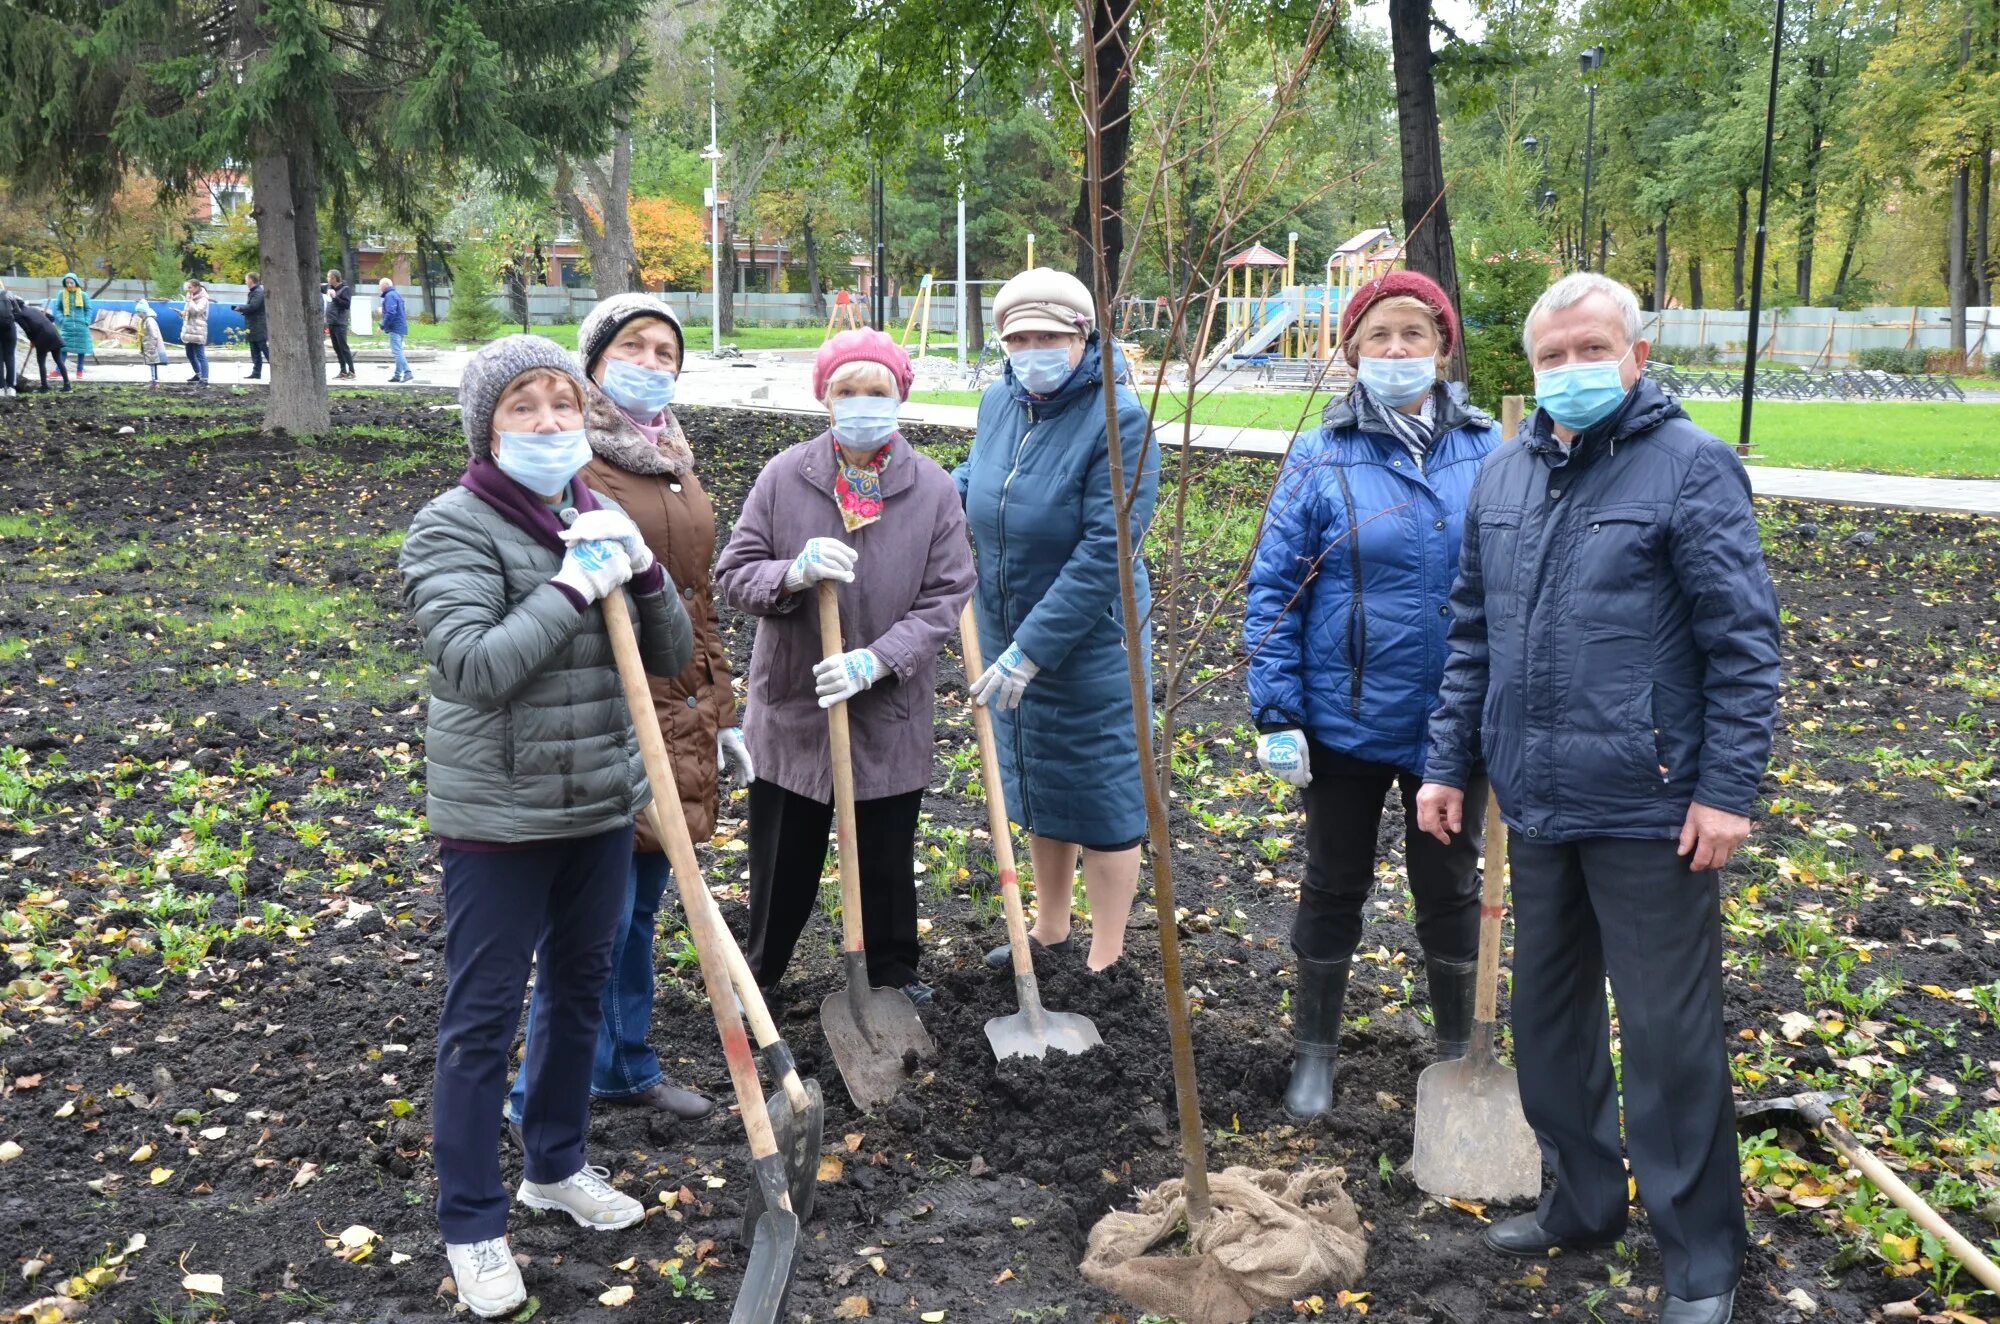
left=1204, top=228, right=1403, bottom=380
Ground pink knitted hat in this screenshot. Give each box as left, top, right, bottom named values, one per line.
left=812, top=328, right=915, bottom=402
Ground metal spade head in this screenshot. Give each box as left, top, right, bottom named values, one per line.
left=820, top=955, right=934, bottom=1112
left=728, top=1152, right=800, bottom=1324
left=984, top=976, right=1103, bottom=1060
left=1411, top=1038, right=1543, bottom=1203
left=739, top=1075, right=824, bottom=1248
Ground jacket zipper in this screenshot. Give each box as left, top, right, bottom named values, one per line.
left=1332, top=465, right=1366, bottom=710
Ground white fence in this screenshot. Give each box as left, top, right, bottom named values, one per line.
left=1647, top=305, right=2000, bottom=366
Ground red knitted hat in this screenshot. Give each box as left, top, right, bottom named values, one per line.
left=813, top=328, right=915, bottom=402
left=1338, top=269, right=1460, bottom=360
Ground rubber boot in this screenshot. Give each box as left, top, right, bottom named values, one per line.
left=1284, top=956, right=1349, bottom=1120
left=1426, top=955, right=1478, bottom=1061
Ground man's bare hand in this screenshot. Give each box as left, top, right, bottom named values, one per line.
left=1415, top=782, right=1465, bottom=846
left=1677, top=802, right=1751, bottom=872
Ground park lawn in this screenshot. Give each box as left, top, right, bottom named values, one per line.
left=912, top=389, right=2000, bottom=477
left=374, top=321, right=827, bottom=351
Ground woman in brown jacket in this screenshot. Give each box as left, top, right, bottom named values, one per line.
left=505, top=294, right=747, bottom=1124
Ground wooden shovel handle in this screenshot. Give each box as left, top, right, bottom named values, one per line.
left=1473, top=791, right=1507, bottom=1025
left=1819, top=1113, right=2000, bottom=1294
left=957, top=605, right=1032, bottom=978
left=603, top=590, right=786, bottom=1176
left=817, top=581, right=867, bottom=956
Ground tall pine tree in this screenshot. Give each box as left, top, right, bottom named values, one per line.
left=0, top=0, right=644, bottom=435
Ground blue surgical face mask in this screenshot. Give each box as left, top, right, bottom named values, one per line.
left=829, top=395, right=901, bottom=450
left=1009, top=346, right=1076, bottom=396
left=599, top=357, right=678, bottom=416
left=1356, top=354, right=1436, bottom=407
left=1535, top=351, right=1632, bottom=431
left=493, top=428, right=591, bottom=494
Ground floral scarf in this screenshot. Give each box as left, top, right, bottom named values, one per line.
left=833, top=438, right=892, bottom=532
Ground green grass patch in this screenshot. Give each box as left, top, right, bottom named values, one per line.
left=911, top=387, right=1334, bottom=433
left=1680, top=402, right=2000, bottom=477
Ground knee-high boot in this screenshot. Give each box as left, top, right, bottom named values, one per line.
left=1425, top=955, right=1478, bottom=1061
left=1284, top=956, right=1349, bottom=1120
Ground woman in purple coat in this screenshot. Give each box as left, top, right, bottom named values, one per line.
left=714, top=330, right=976, bottom=1004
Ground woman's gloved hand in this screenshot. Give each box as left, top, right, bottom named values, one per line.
left=969, top=643, right=1039, bottom=711
left=717, top=726, right=754, bottom=782
left=813, top=648, right=882, bottom=709
left=1255, top=729, right=1312, bottom=788
left=783, top=537, right=858, bottom=593
left=560, top=509, right=654, bottom=575
left=552, top=538, right=633, bottom=604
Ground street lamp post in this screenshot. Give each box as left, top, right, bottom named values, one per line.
left=1578, top=45, right=1604, bottom=273
left=1739, top=0, right=1788, bottom=458
left=704, top=53, right=723, bottom=354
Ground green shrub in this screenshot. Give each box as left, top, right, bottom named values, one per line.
left=446, top=245, right=504, bottom=343
left=1923, top=348, right=1966, bottom=374
left=1855, top=347, right=1927, bottom=374
left=1649, top=343, right=1721, bottom=367
left=1461, top=258, right=1548, bottom=410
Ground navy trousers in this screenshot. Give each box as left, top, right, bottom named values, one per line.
left=1509, top=834, right=1745, bottom=1300
left=432, top=826, right=631, bottom=1243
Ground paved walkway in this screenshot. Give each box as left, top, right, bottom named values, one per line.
left=28, top=351, right=2000, bottom=517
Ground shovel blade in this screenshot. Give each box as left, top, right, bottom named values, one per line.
left=984, top=1007, right=1103, bottom=1060
left=1412, top=1054, right=1542, bottom=1203
left=738, top=1077, right=825, bottom=1248
left=820, top=985, right=934, bottom=1112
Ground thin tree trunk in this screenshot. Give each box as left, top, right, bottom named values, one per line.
left=1796, top=53, right=1828, bottom=301
left=968, top=280, right=985, bottom=354
left=1950, top=162, right=1970, bottom=352
left=718, top=216, right=738, bottom=335
left=251, top=140, right=330, bottom=437
left=1975, top=138, right=1992, bottom=308
left=1390, top=0, right=1465, bottom=379
left=802, top=211, right=824, bottom=317
left=417, top=234, right=438, bottom=321
left=1832, top=184, right=1868, bottom=305
left=1733, top=187, right=1748, bottom=309
left=1070, top=0, right=1135, bottom=294
left=1689, top=256, right=1705, bottom=309
left=1654, top=214, right=1670, bottom=311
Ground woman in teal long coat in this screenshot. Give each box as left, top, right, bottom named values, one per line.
left=53, top=274, right=93, bottom=378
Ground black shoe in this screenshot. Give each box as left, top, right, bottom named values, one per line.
left=1662, top=1289, right=1735, bottom=1324
left=616, top=1081, right=715, bottom=1120
left=1483, top=1212, right=1622, bottom=1258
left=901, top=980, right=935, bottom=1006
left=984, top=936, right=1072, bottom=970
left=1425, top=954, right=1478, bottom=1060
left=1284, top=956, right=1349, bottom=1120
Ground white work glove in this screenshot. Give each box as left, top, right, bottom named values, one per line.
left=783, top=537, right=858, bottom=593
left=1256, top=728, right=1312, bottom=788
left=814, top=648, right=882, bottom=709
left=561, top=509, right=653, bottom=575
left=552, top=538, right=633, bottom=604
left=717, top=726, right=754, bottom=782
left=969, top=643, right=1038, bottom=711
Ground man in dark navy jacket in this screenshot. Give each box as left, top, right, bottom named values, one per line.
left=1417, top=273, right=1780, bottom=1324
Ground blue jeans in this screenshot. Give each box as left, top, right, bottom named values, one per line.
left=388, top=331, right=410, bottom=379
left=506, top=852, right=671, bottom=1122
left=185, top=344, right=208, bottom=380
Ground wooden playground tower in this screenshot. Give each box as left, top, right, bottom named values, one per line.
left=1216, top=228, right=1404, bottom=368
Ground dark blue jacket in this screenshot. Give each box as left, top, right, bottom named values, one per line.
left=954, top=338, right=1160, bottom=847
left=1245, top=383, right=1500, bottom=774
left=380, top=286, right=409, bottom=335
left=1425, top=378, right=1781, bottom=843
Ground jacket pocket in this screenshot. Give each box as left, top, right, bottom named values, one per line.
left=1475, top=508, right=1523, bottom=621
left=1573, top=504, right=1663, bottom=637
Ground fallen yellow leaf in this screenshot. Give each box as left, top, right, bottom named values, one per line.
left=817, top=1154, right=845, bottom=1182
left=129, top=1143, right=154, bottom=1163
left=0, top=1140, right=21, bottom=1162
left=921, top=1313, right=947, bottom=1322
left=598, top=1284, right=635, bottom=1307
left=149, top=1166, right=174, bottom=1185
left=611, top=1256, right=637, bottom=1272
left=181, top=1271, right=224, bottom=1295
left=834, top=1296, right=871, bottom=1319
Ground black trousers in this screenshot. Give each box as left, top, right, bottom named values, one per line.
left=1294, top=742, right=1486, bottom=964
left=0, top=319, right=15, bottom=390
left=25, top=345, right=66, bottom=391
left=745, top=778, right=922, bottom=990
left=328, top=324, right=355, bottom=374
left=248, top=337, right=266, bottom=376
left=1510, top=835, right=1744, bottom=1300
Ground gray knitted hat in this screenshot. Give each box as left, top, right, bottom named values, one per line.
left=577, top=293, right=686, bottom=377
left=459, top=334, right=590, bottom=457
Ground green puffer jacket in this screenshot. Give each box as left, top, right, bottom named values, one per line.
left=399, top=484, right=694, bottom=843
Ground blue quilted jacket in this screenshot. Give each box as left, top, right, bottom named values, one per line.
left=1244, top=383, right=1500, bottom=774
left=1424, top=378, right=1782, bottom=843
left=954, top=339, right=1160, bottom=847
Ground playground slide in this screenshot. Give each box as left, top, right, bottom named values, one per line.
left=1227, top=302, right=1297, bottom=363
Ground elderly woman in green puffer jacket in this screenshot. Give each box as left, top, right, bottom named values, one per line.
left=398, top=334, right=693, bottom=1320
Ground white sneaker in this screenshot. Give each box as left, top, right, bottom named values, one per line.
left=516, top=1163, right=644, bottom=1231
left=444, top=1237, right=526, bottom=1318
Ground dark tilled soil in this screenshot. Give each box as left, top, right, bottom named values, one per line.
left=0, top=386, right=1995, bottom=1323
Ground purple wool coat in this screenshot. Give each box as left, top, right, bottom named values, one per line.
left=714, top=434, right=976, bottom=803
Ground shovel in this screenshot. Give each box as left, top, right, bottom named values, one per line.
left=1412, top=791, right=1542, bottom=1202
left=1738, top=1091, right=2000, bottom=1295
left=815, top=580, right=935, bottom=1111
left=601, top=589, right=797, bottom=1321
left=958, top=603, right=1102, bottom=1060
left=646, top=803, right=825, bottom=1248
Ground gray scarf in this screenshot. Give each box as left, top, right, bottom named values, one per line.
left=1354, top=381, right=1438, bottom=468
